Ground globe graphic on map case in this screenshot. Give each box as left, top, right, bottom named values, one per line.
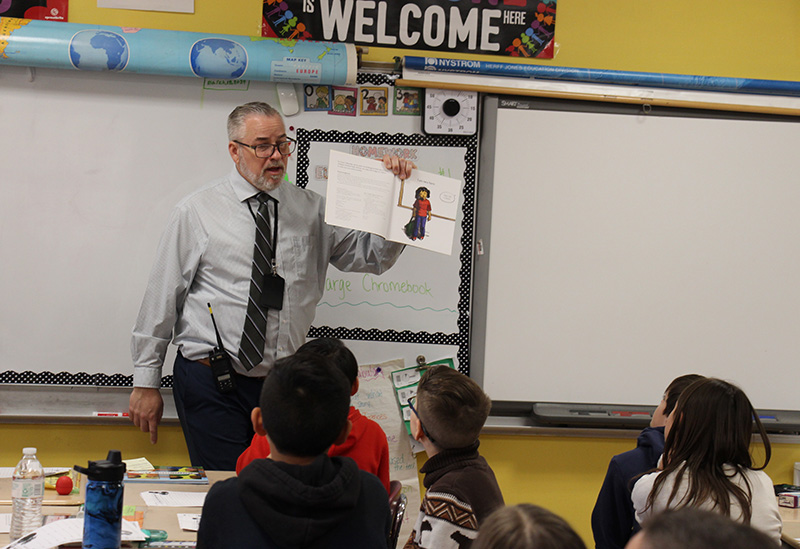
left=190, top=38, right=248, bottom=79
left=68, top=30, right=130, bottom=71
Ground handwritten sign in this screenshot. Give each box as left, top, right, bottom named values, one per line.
left=354, top=358, right=420, bottom=543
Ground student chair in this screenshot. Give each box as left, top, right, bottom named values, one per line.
left=388, top=480, right=408, bottom=549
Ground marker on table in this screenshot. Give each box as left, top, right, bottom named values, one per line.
left=93, top=412, right=129, bottom=417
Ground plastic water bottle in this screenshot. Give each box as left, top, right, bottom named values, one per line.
left=75, top=450, right=126, bottom=549
left=10, top=447, right=44, bottom=541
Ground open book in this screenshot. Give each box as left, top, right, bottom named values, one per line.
left=325, top=150, right=463, bottom=255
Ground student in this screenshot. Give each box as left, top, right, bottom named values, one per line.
left=625, top=507, right=775, bottom=549
left=196, top=352, right=390, bottom=549
left=472, top=504, right=586, bottom=549
left=631, top=378, right=782, bottom=544
left=591, top=374, right=704, bottom=549
left=403, top=366, right=504, bottom=549
left=235, top=337, right=391, bottom=493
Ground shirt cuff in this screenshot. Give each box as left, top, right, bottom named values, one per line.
left=133, top=366, right=163, bottom=389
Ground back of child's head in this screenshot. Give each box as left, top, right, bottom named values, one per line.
left=416, top=365, right=491, bottom=449
left=295, top=337, right=358, bottom=385
left=663, top=374, right=705, bottom=417
left=648, top=378, right=770, bottom=524
left=634, top=508, right=774, bottom=549
left=665, top=377, right=768, bottom=470
left=259, top=352, right=351, bottom=457
left=472, top=504, right=586, bottom=549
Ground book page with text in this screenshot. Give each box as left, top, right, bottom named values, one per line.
left=325, top=150, right=396, bottom=237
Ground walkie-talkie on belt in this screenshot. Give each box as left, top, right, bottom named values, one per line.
left=207, top=303, right=235, bottom=394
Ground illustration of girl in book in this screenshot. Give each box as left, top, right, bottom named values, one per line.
left=406, top=186, right=432, bottom=241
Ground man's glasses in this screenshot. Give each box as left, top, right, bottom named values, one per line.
left=407, top=396, right=436, bottom=445
left=234, top=137, right=296, bottom=158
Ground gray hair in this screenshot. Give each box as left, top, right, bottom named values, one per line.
left=227, top=102, right=281, bottom=141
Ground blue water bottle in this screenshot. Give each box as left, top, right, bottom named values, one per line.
left=74, top=450, right=126, bottom=549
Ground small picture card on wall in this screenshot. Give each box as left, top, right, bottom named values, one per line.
left=393, top=87, right=421, bottom=116
left=303, top=84, right=332, bottom=112
left=359, top=87, right=388, bottom=116
left=330, top=86, right=357, bottom=116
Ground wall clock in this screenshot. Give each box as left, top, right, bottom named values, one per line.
left=422, top=89, right=479, bottom=136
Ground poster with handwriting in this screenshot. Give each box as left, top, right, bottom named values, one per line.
left=355, top=358, right=420, bottom=543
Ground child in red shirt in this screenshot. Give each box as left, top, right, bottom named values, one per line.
left=236, top=338, right=391, bottom=493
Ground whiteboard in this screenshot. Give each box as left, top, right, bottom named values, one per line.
left=0, top=65, right=475, bottom=417
left=473, top=95, right=800, bottom=412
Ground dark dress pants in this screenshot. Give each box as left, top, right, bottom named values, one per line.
left=172, top=352, right=264, bottom=471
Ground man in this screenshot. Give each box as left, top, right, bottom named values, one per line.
left=129, top=101, right=413, bottom=470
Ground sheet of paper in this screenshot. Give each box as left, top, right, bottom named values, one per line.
left=178, top=513, right=201, bottom=531
left=0, top=514, right=9, bottom=534
left=139, top=491, right=207, bottom=507
left=96, top=0, right=194, bottom=13
left=325, top=150, right=463, bottom=255
left=123, top=457, right=155, bottom=472
left=326, top=150, right=395, bottom=236
left=354, top=358, right=421, bottom=545
left=0, top=518, right=144, bottom=549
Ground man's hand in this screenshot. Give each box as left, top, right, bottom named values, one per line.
left=382, top=155, right=416, bottom=180
left=129, top=387, right=164, bottom=444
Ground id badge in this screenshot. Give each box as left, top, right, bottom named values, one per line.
left=259, top=273, right=285, bottom=310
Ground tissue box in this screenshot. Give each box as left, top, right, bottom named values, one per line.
left=778, top=492, right=800, bottom=508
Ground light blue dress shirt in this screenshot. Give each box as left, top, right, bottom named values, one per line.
left=131, top=167, right=404, bottom=387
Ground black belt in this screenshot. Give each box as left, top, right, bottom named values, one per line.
left=194, top=356, right=266, bottom=380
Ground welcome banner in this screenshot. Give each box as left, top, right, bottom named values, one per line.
left=262, top=0, right=556, bottom=59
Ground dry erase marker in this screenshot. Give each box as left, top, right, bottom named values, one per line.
left=93, top=412, right=129, bottom=417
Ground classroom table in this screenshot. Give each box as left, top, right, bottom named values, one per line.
left=781, top=506, right=800, bottom=548
left=0, top=470, right=232, bottom=547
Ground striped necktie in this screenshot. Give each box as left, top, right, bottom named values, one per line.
left=238, top=193, right=274, bottom=371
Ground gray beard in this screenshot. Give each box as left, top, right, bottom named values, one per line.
left=238, top=159, right=282, bottom=192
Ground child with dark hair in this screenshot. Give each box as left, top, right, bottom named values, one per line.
left=236, top=338, right=390, bottom=492
left=197, top=353, right=391, bottom=549
left=631, top=378, right=781, bottom=544
left=592, top=374, right=704, bottom=548
left=627, top=507, right=775, bottom=549
left=473, top=504, right=586, bottom=549
left=403, top=366, right=504, bottom=548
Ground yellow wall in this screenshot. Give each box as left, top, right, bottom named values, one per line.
left=66, top=0, right=800, bottom=81
left=5, top=0, right=800, bottom=546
